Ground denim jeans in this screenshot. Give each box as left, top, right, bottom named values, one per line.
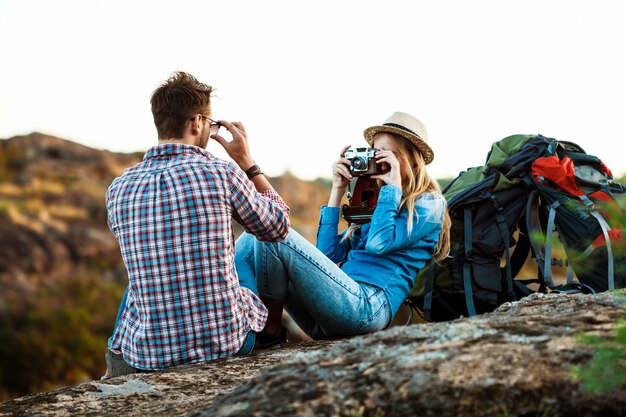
left=235, top=228, right=392, bottom=339
left=109, top=289, right=127, bottom=348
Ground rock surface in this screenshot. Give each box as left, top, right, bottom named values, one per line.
left=0, top=340, right=337, bottom=417
left=1, top=292, right=625, bottom=417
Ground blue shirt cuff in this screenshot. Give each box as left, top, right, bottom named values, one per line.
left=319, top=205, right=341, bottom=224
left=377, top=185, right=402, bottom=205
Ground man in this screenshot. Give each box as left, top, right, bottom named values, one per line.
left=105, top=71, right=290, bottom=375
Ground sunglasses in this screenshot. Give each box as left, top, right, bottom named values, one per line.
left=193, top=114, right=221, bottom=135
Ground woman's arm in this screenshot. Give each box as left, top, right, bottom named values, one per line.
left=327, top=145, right=353, bottom=207
left=316, top=206, right=350, bottom=262
left=317, top=146, right=354, bottom=261
left=366, top=189, right=444, bottom=254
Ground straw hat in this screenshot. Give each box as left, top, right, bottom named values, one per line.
left=363, top=112, right=434, bottom=164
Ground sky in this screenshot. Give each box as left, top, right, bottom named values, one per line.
left=1, top=0, right=626, bottom=181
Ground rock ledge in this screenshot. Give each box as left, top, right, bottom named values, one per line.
left=1, top=292, right=625, bottom=417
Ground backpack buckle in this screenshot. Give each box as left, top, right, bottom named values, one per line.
left=550, top=258, right=564, bottom=267
left=580, top=195, right=595, bottom=209
left=490, top=195, right=504, bottom=212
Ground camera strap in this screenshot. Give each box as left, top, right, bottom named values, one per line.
left=346, top=179, right=356, bottom=204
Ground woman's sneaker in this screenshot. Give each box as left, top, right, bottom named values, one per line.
left=255, top=326, right=288, bottom=349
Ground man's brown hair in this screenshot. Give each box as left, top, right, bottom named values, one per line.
left=150, top=71, right=214, bottom=139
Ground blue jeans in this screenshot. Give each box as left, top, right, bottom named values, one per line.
left=235, top=228, right=392, bottom=339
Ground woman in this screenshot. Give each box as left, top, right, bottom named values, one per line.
left=235, top=112, right=451, bottom=343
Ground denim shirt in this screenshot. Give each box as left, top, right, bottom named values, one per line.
left=316, top=185, right=445, bottom=316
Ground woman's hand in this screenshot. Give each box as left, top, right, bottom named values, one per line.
left=371, top=150, right=402, bottom=189
left=327, top=145, right=353, bottom=207
left=331, top=145, right=353, bottom=189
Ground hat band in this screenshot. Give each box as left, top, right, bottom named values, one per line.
left=383, top=123, right=420, bottom=139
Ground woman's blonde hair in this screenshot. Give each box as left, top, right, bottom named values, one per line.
left=391, top=132, right=450, bottom=262
left=344, top=132, right=451, bottom=262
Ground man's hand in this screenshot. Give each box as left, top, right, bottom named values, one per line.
left=211, top=120, right=255, bottom=170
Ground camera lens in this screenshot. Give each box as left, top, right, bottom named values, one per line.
left=352, top=157, right=366, bottom=170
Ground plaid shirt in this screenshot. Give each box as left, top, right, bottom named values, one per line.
left=106, top=143, right=289, bottom=370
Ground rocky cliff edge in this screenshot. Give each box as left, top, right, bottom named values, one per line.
left=1, top=292, right=625, bottom=417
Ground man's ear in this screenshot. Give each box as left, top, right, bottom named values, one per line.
left=190, top=115, right=202, bottom=135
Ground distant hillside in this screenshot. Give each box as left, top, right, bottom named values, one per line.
left=0, top=133, right=334, bottom=293
left=0, top=133, right=334, bottom=400
left=0, top=134, right=141, bottom=298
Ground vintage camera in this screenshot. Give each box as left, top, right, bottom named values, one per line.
left=344, top=147, right=381, bottom=176
left=342, top=176, right=381, bottom=224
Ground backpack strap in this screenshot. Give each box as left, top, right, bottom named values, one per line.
left=401, top=298, right=421, bottom=326
left=489, top=194, right=515, bottom=300
left=580, top=195, right=615, bottom=290
left=513, top=280, right=534, bottom=297
left=524, top=190, right=552, bottom=289
left=543, top=200, right=560, bottom=288
left=551, top=282, right=596, bottom=294
left=566, top=260, right=575, bottom=284
left=463, top=208, right=478, bottom=316
left=422, top=263, right=436, bottom=321
left=510, top=228, right=530, bottom=279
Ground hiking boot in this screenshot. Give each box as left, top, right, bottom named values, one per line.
left=103, top=348, right=138, bottom=379
left=255, top=326, right=288, bottom=349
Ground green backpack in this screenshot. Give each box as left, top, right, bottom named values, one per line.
left=408, top=133, right=626, bottom=322
left=409, top=134, right=557, bottom=321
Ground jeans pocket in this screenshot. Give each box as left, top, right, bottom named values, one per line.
left=355, top=285, right=391, bottom=334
